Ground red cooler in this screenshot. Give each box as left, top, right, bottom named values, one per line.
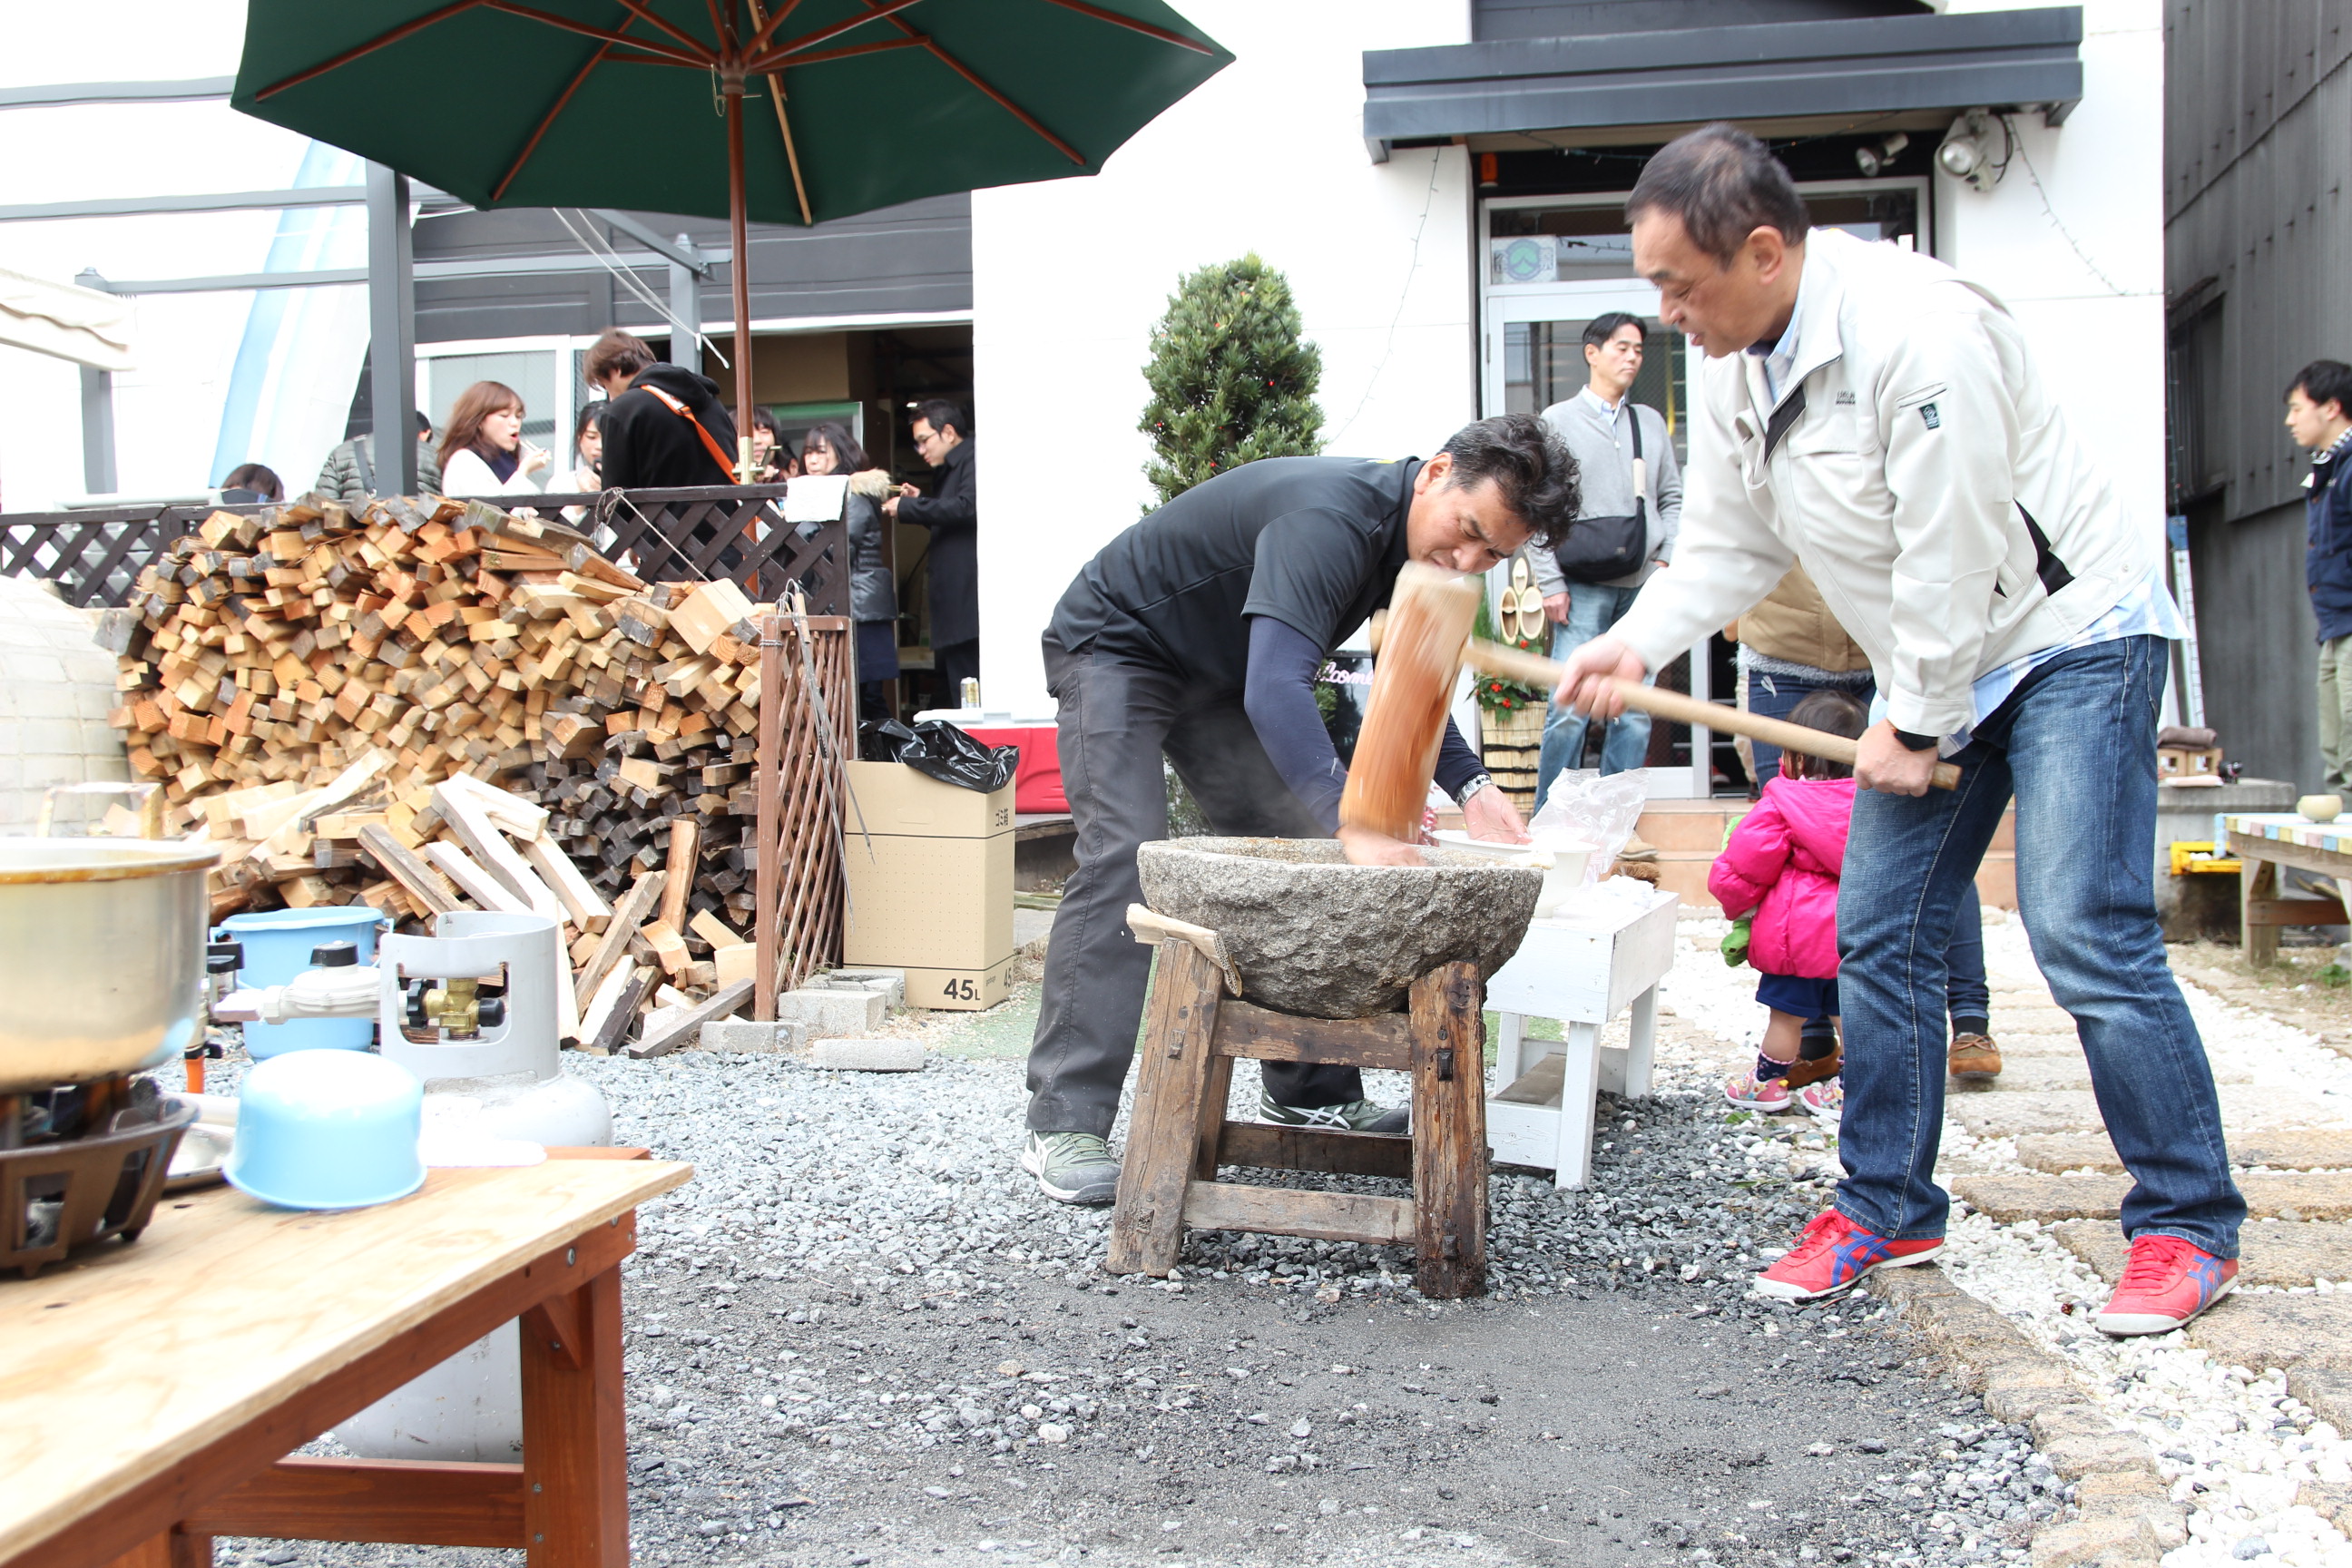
left=963, top=722, right=1066, bottom=813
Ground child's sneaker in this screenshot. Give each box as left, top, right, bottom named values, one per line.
left=1798, top=1076, right=1843, bottom=1121
left=1754, top=1210, right=1943, bottom=1302
left=2093, top=1235, right=2237, bottom=1336
left=1725, top=1067, right=1793, bottom=1112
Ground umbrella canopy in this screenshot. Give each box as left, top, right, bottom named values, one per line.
left=232, top=0, right=1230, bottom=464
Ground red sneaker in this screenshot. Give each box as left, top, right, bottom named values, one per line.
left=2094, top=1235, right=2237, bottom=1337
left=1753, top=1210, right=1944, bottom=1302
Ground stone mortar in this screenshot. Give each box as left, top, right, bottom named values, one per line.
left=1133, top=837, right=1541, bottom=1019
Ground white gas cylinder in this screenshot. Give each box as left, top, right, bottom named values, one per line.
left=335, top=911, right=612, bottom=1462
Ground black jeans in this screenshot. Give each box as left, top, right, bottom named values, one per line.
left=1026, top=644, right=1361, bottom=1136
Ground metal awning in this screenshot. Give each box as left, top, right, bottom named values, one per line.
left=1361, top=6, right=2082, bottom=161
left=0, top=266, right=134, bottom=371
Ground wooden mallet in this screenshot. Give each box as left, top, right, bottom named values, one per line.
left=1360, top=596, right=1962, bottom=793
left=1338, top=564, right=1485, bottom=840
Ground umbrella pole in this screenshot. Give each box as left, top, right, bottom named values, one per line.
left=726, top=72, right=755, bottom=483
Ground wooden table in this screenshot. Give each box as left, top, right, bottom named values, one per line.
left=1481, top=886, right=1681, bottom=1190
left=0, top=1153, right=691, bottom=1568
left=2227, top=812, right=2352, bottom=965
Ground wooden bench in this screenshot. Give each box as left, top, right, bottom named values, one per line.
left=2227, top=813, right=2352, bottom=965
left=1102, top=925, right=1488, bottom=1298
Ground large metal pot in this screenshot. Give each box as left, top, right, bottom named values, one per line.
left=0, top=839, right=220, bottom=1093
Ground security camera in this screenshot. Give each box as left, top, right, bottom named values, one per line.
left=1937, top=111, right=2007, bottom=191
left=1854, top=132, right=1910, bottom=178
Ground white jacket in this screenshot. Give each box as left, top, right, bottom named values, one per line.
left=439, top=446, right=544, bottom=499
left=1610, top=227, right=2157, bottom=738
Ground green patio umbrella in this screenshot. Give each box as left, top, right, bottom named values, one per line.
left=231, top=0, right=1230, bottom=471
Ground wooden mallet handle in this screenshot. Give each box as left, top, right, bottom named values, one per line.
left=1464, top=634, right=1963, bottom=791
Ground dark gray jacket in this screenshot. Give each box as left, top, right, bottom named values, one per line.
left=847, top=491, right=895, bottom=625
left=314, top=432, right=443, bottom=504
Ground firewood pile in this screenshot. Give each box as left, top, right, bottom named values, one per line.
left=98, top=493, right=807, bottom=1051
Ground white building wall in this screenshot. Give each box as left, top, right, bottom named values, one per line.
left=968, top=2, right=1475, bottom=718
left=1938, top=0, right=2167, bottom=534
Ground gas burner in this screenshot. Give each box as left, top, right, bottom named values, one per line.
left=1, top=1073, right=198, bottom=1279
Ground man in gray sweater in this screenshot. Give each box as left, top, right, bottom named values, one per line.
left=1524, top=311, right=1682, bottom=803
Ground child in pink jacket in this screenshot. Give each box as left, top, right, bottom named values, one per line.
left=1710, top=690, right=1868, bottom=1118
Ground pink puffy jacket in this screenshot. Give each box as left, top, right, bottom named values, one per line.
left=1707, top=775, right=1856, bottom=980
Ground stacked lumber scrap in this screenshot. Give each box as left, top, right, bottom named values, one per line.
left=97, top=494, right=785, bottom=1037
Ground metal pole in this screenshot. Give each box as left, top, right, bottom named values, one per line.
left=77, top=368, right=116, bottom=495
left=365, top=162, right=419, bottom=495
left=73, top=270, right=116, bottom=494
left=724, top=69, right=755, bottom=481
left=667, top=235, right=701, bottom=367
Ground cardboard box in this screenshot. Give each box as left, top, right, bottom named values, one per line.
left=841, top=762, right=1015, bottom=985
left=846, top=760, right=1014, bottom=838
left=899, top=956, right=1014, bottom=1012
left=844, top=832, right=1014, bottom=969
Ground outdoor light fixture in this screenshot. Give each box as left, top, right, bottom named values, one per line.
left=1936, top=111, right=2011, bottom=191
left=1853, top=132, right=1909, bottom=178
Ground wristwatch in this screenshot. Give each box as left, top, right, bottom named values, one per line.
left=1454, top=772, right=1496, bottom=806
left=1891, top=728, right=1941, bottom=752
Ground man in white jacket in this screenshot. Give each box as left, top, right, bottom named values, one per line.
left=1555, top=125, right=2243, bottom=1333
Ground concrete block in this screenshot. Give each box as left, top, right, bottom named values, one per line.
left=775, top=986, right=886, bottom=1035
left=2057, top=1217, right=2352, bottom=1289
left=2030, top=1407, right=2160, bottom=1481
left=2026, top=1515, right=2164, bottom=1567
left=809, top=1037, right=926, bottom=1073
left=1955, top=1171, right=2352, bottom=1226
left=701, top=1018, right=805, bottom=1054
left=823, top=968, right=906, bottom=1009
left=2187, top=1292, right=2352, bottom=1373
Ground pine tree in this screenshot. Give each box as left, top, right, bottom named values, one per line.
left=1139, top=253, right=1324, bottom=505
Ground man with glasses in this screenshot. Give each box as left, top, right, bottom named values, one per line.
left=1020, top=417, right=1577, bottom=1204
left=887, top=400, right=981, bottom=700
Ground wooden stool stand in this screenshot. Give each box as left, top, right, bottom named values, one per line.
left=1104, top=933, right=1488, bottom=1299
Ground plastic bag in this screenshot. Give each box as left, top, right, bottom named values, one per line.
left=858, top=718, right=1019, bottom=793
left=1529, top=769, right=1648, bottom=886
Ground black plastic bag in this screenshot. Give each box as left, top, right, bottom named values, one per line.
left=858, top=717, right=1019, bottom=793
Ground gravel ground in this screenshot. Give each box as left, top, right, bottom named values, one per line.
left=194, top=928, right=2074, bottom=1568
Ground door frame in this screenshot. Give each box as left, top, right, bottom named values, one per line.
left=1475, top=178, right=1933, bottom=802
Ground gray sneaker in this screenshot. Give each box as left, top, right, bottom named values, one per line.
left=1258, top=1091, right=1408, bottom=1136
left=1021, top=1131, right=1122, bottom=1205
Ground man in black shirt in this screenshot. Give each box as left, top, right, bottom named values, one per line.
left=1022, top=415, right=1581, bottom=1204
left=583, top=329, right=739, bottom=491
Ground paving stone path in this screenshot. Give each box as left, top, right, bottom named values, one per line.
left=1926, top=919, right=2352, bottom=1565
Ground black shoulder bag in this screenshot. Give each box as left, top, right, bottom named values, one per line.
left=1553, top=407, right=1649, bottom=584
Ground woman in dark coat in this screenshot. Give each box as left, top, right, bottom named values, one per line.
left=799, top=421, right=897, bottom=717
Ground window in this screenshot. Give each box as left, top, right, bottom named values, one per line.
left=2166, top=297, right=2224, bottom=505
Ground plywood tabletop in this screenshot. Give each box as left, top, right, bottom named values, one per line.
left=0, top=1157, right=691, bottom=1562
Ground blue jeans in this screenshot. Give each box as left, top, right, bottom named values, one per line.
left=1536, top=582, right=1653, bottom=806
left=1834, top=635, right=2244, bottom=1255
left=1747, top=665, right=1989, bottom=1026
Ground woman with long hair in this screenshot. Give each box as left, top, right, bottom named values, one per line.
left=568, top=401, right=606, bottom=492
left=747, top=407, right=795, bottom=483
left=800, top=420, right=897, bottom=714
left=437, top=380, right=549, bottom=497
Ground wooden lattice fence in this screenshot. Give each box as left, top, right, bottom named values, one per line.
left=0, top=503, right=267, bottom=607
left=0, top=486, right=850, bottom=616
left=754, top=610, right=858, bottom=1006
